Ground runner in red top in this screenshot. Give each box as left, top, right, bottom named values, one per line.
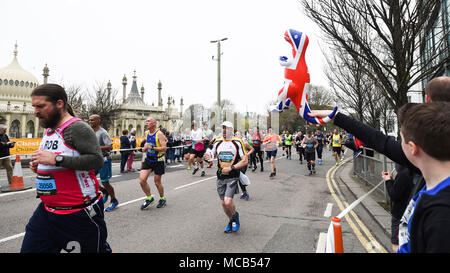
left=21, top=84, right=111, bottom=253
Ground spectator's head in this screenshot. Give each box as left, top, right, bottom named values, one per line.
left=316, top=128, right=321, bottom=134
left=31, top=84, right=76, bottom=128
left=131, top=128, right=137, bottom=135
left=398, top=102, right=450, bottom=165
left=425, top=76, right=450, bottom=103
left=0, top=124, right=6, bottom=134
left=333, top=128, right=338, bottom=134
left=306, top=130, right=312, bottom=137
left=122, top=129, right=128, bottom=136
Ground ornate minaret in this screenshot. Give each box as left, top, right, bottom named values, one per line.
left=107, top=80, right=112, bottom=103
left=122, top=74, right=127, bottom=104
left=180, top=97, right=184, bottom=114
left=158, top=80, right=162, bottom=107
left=43, top=64, right=49, bottom=84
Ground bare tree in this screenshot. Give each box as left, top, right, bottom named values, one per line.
left=300, top=0, right=449, bottom=116
left=64, top=84, right=86, bottom=118
left=308, top=85, right=336, bottom=108
left=85, top=82, right=121, bottom=130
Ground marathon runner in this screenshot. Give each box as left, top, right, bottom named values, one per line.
left=89, top=114, right=119, bottom=212
left=183, top=128, right=193, bottom=170
left=203, top=123, right=215, bottom=168
left=315, top=128, right=325, bottom=165
left=331, top=129, right=343, bottom=166
left=204, top=121, right=248, bottom=233
left=302, top=130, right=319, bottom=176
left=263, top=127, right=280, bottom=178
left=23, top=84, right=111, bottom=253
left=250, top=127, right=264, bottom=172
left=140, top=117, right=168, bottom=210
left=235, top=131, right=254, bottom=200
left=190, top=121, right=206, bottom=177
left=284, top=130, right=293, bottom=160
left=294, top=131, right=305, bottom=164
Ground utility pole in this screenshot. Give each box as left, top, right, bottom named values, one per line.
left=211, top=37, right=228, bottom=110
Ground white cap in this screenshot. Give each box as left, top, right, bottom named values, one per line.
left=221, top=121, right=234, bottom=129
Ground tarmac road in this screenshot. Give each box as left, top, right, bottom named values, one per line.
left=0, top=149, right=385, bottom=253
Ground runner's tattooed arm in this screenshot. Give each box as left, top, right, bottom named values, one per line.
left=61, top=121, right=104, bottom=171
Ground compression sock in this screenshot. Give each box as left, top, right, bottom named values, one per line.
left=147, top=195, right=154, bottom=201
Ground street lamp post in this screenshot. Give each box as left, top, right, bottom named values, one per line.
left=211, top=38, right=228, bottom=110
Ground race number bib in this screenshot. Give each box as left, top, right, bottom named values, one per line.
left=218, top=151, right=235, bottom=169
left=36, top=173, right=57, bottom=196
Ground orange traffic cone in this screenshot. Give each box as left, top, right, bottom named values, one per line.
left=1, top=155, right=31, bottom=192
left=332, top=217, right=344, bottom=253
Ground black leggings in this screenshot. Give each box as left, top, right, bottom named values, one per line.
left=250, top=148, right=263, bottom=168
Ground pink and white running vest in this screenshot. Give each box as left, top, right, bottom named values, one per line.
left=36, top=117, right=100, bottom=215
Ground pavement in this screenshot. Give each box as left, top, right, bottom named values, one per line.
left=334, top=159, right=392, bottom=240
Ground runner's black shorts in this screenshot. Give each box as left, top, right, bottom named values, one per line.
left=183, top=146, right=192, bottom=155
left=305, top=151, right=316, bottom=162
left=142, top=160, right=165, bottom=175
left=193, top=149, right=205, bottom=159
left=332, top=147, right=342, bottom=155
left=21, top=201, right=111, bottom=253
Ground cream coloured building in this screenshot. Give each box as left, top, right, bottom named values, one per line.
left=0, top=44, right=184, bottom=138
left=0, top=44, right=43, bottom=138
left=110, top=71, right=184, bottom=137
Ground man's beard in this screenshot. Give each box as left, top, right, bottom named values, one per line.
left=38, top=108, right=61, bottom=129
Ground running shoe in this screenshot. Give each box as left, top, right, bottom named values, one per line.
left=105, top=200, right=119, bottom=212
left=336, top=162, right=339, bottom=166
left=102, top=192, right=109, bottom=203
left=224, top=221, right=233, bottom=233
left=207, top=161, right=213, bottom=168
left=232, top=211, right=240, bottom=232
left=140, top=196, right=154, bottom=210
left=252, top=166, right=257, bottom=172
left=187, top=165, right=191, bottom=170
left=318, top=159, right=322, bottom=165
left=240, top=191, right=249, bottom=200
left=201, top=171, right=206, bottom=177
left=269, top=172, right=275, bottom=178
left=156, top=198, right=166, bottom=208
left=192, top=167, right=199, bottom=175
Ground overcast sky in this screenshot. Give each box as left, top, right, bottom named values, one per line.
left=0, top=0, right=330, bottom=115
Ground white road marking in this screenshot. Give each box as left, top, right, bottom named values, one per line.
left=316, top=232, right=327, bottom=253
left=324, top=203, right=333, bottom=217
left=174, top=176, right=216, bottom=190
left=0, top=232, right=25, bottom=244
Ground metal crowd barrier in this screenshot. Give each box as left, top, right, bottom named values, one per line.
left=352, top=147, right=395, bottom=204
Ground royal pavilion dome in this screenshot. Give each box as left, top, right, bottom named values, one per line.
left=0, top=43, right=40, bottom=102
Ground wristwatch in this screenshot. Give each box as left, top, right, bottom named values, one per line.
left=231, top=165, right=236, bottom=171
left=55, top=155, right=64, bottom=166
